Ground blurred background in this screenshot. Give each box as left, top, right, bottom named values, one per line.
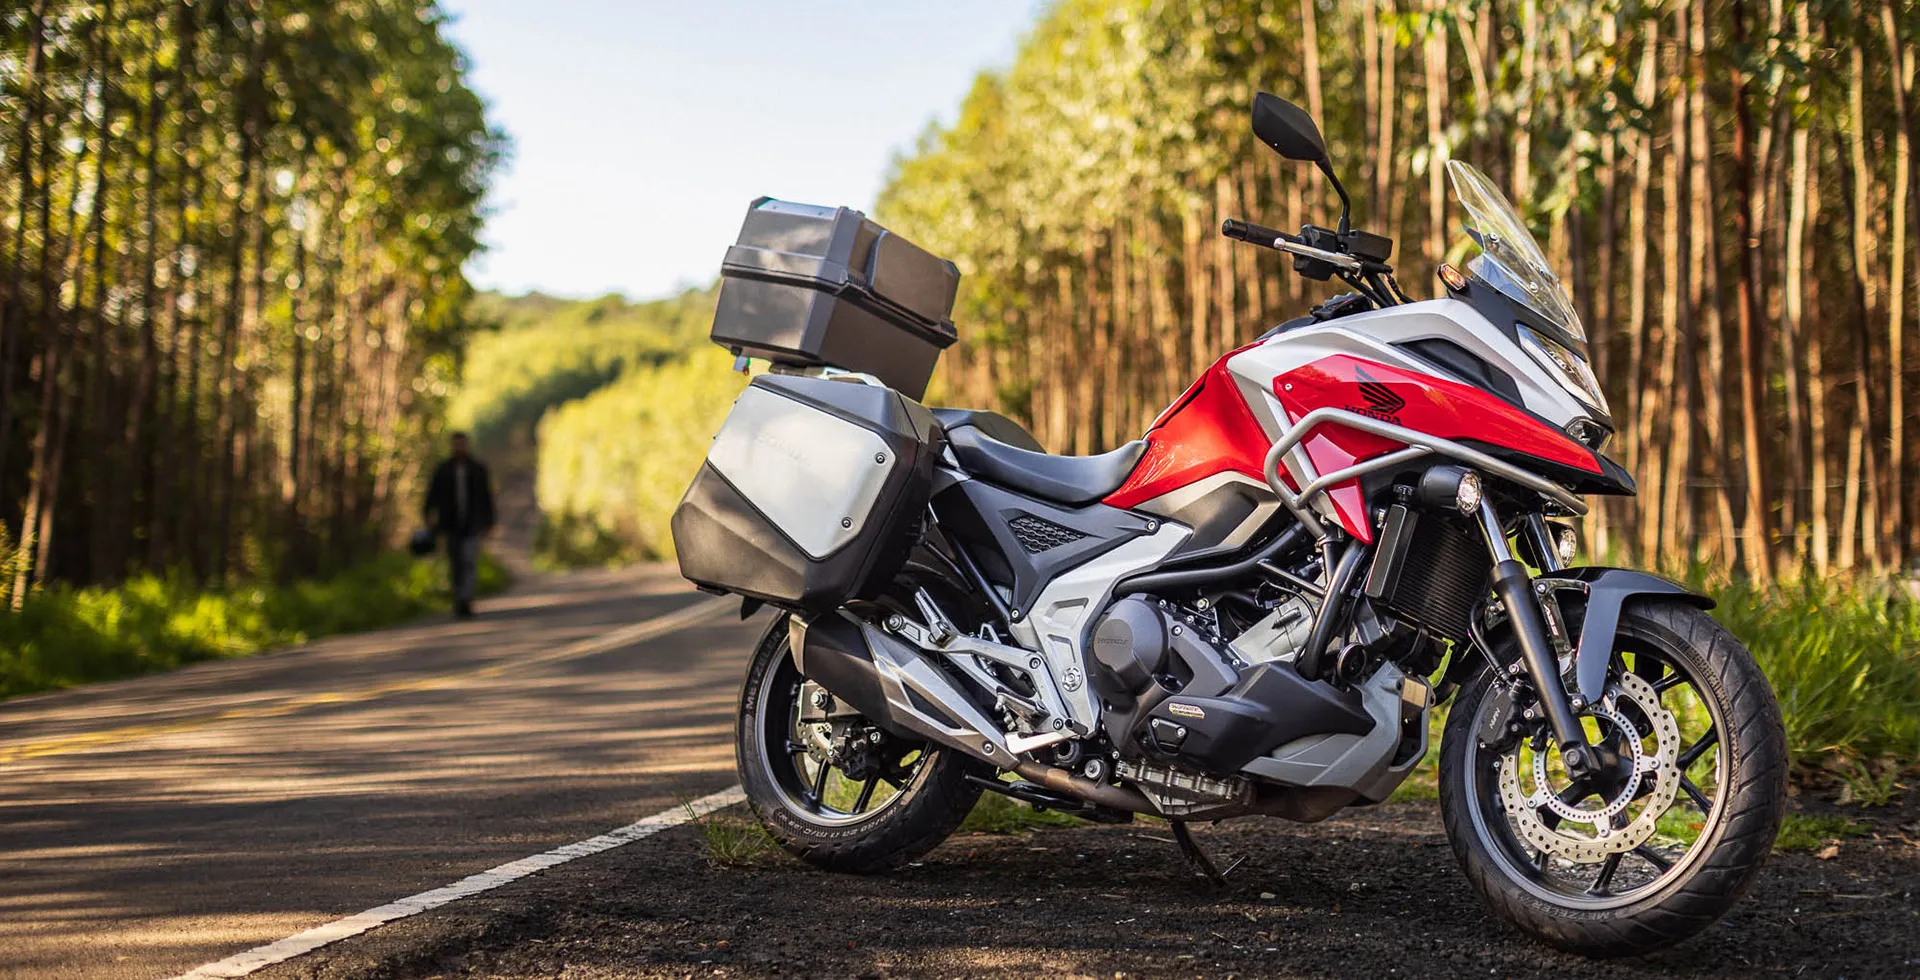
left=0, top=0, right=1916, bottom=792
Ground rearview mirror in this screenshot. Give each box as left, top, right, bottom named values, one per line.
left=1252, top=93, right=1327, bottom=164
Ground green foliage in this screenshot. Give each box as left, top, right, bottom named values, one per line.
left=532, top=353, right=745, bottom=563
left=447, top=286, right=741, bottom=568
left=1, top=0, right=506, bottom=591
left=1707, top=575, right=1920, bottom=781
left=449, top=289, right=716, bottom=446
left=532, top=512, right=642, bottom=571
left=0, top=552, right=508, bottom=700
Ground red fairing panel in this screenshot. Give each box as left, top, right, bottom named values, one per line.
left=1272, top=354, right=1599, bottom=538
left=1105, top=351, right=1272, bottom=511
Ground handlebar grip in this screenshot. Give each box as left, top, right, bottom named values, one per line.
left=1221, top=218, right=1290, bottom=247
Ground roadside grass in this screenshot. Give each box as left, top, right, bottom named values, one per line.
left=0, top=551, right=509, bottom=700
left=1702, top=574, right=1920, bottom=788
left=961, top=788, right=1087, bottom=834
left=685, top=803, right=778, bottom=868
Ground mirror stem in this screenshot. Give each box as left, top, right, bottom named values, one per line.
left=1318, top=160, right=1352, bottom=236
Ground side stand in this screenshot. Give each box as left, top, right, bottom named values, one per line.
left=1170, top=820, right=1243, bottom=885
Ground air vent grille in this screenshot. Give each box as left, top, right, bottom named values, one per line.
left=1008, top=514, right=1088, bottom=554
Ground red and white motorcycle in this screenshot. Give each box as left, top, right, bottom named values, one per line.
left=673, top=93, right=1786, bottom=956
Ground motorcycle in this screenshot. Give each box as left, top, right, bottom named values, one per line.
left=671, top=92, right=1787, bottom=956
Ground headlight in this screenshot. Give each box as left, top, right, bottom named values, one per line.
left=1516, top=324, right=1609, bottom=415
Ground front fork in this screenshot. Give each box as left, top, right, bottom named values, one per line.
left=1474, top=500, right=1603, bottom=778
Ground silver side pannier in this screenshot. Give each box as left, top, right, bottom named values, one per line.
left=670, top=374, right=942, bottom=611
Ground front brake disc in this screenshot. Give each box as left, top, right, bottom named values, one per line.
left=1497, top=671, right=1682, bottom=863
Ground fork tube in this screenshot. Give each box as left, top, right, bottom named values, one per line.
left=1476, top=500, right=1594, bottom=763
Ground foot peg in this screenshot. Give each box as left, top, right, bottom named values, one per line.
left=1170, top=819, right=1243, bottom=885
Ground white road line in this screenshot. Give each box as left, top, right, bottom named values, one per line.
left=171, top=786, right=746, bottom=980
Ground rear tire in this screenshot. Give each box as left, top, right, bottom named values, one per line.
left=736, top=615, right=987, bottom=873
left=1438, top=599, right=1787, bottom=956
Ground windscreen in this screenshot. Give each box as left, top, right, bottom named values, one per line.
left=1446, top=160, right=1585, bottom=343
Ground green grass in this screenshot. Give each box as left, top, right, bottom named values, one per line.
left=1705, top=574, right=1920, bottom=784
left=685, top=803, right=778, bottom=868
left=960, top=788, right=1087, bottom=834
left=1773, top=813, right=1870, bottom=853
left=0, top=551, right=508, bottom=700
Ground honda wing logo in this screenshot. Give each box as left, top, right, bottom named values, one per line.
left=1350, top=366, right=1406, bottom=421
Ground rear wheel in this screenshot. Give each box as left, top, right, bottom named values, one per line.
left=736, top=615, right=987, bottom=872
left=1438, top=599, right=1787, bottom=956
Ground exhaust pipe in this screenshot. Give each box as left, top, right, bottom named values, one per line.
left=790, top=612, right=1016, bottom=763
left=788, top=611, right=1176, bottom=819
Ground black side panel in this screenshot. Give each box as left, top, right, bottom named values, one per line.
left=672, top=462, right=814, bottom=605
left=1144, top=663, right=1375, bottom=774
left=932, top=479, right=1152, bottom=616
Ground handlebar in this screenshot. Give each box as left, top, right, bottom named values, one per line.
left=1223, top=217, right=1370, bottom=274
left=1221, top=218, right=1291, bottom=247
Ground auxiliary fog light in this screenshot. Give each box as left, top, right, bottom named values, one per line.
left=1554, top=524, right=1579, bottom=564
left=1416, top=464, right=1483, bottom=514
left=1455, top=471, right=1483, bottom=513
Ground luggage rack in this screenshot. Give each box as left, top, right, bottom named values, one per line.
left=1259, top=407, right=1588, bottom=546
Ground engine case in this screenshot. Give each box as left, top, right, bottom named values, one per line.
left=1088, top=596, right=1376, bottom=776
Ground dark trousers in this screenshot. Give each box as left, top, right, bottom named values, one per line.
left=446, top=533, right=480, bottom=605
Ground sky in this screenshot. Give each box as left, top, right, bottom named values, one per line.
left=439, top=1, right=1042, bottom=301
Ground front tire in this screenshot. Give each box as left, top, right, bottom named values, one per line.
left=736, top=615, right=987, bottom=873
left=1438, top=599, right=1787, bottom=956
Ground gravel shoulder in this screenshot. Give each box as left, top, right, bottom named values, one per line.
left=264, top=797, right=1920, bottom=980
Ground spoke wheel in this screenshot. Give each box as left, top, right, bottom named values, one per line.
left=1438, top=599, right=1787, bottom=956
left=757, top=664, right=926, bottom=828
left=735, top=615, right=989, bottom=873
left=1472, top=656, right=1710, bottom=908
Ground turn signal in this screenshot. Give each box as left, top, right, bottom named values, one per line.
left=1438, top=263, right=1469, bottom=292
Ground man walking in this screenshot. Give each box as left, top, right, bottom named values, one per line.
left=423, top=432, right=495, bottom=618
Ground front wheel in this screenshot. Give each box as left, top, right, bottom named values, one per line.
left=1438, top=599, right=1787, bottom=956
left=736, top=615, right=988, bottom=873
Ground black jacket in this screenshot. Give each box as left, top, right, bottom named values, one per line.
left=423, top=456, right=495, bottom=535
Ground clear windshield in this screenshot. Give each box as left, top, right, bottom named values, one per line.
left=1445, top=160, right=1585, bottom=342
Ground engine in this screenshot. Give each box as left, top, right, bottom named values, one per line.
left=1087, top=595, right=1374, bottom=776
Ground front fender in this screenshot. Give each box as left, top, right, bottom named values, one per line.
left=1537, top=567, right=1713, bottom=702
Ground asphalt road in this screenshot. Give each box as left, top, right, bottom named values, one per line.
left=0, top=562, right=764, bottom=980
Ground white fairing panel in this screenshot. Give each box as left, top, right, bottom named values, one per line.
left=1227, top=297, right=1593, bottom=434
left=1010, top=525, right=1191, bottom=730
left=706, top=384, right=896, bottom=559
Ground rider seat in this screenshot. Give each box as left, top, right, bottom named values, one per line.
left=932, top=408, right=1146, bottom=506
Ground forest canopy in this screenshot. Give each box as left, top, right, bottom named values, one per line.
left=0, top=0, right=504, bottom=603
